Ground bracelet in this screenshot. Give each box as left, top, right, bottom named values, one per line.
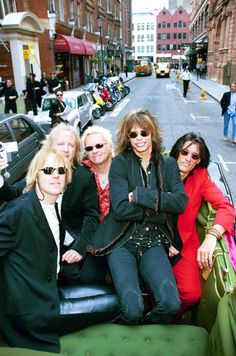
left=206, top=227, right=222, bottom=240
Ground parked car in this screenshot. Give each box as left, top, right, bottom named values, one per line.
left=156, top=62, right=170, bottom=78
left=32, top=90, right=94, bottom=134
left=0, top=114, right=46, bottom=184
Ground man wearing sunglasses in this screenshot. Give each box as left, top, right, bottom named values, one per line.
left=81, top=126, right=113, bottom=222
left=49, top=90, right=67, bottom=128
left=169, top=132, right=235, bottom=319
left=89, top=109, right=188, bottom=325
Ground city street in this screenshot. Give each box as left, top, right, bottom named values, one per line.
left=96, top=72, right=236, bottom=203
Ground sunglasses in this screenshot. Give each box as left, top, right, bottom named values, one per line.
left=128, top=130, right=150, bottom=139
left=85, top=143, right=106, bottom=152
left=40, top=167, right=66, bottom=175
left=180, top=149, right=200, bottom=161
left=56, top=94, right=63, bottom=97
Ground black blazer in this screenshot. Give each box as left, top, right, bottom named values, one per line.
left=0, top=165, right=100, bottom=256
left=89, top=151, right=188, bottom=255
left=220, top=91, right=231, bottom=115
left=0, top=189, right=60, bottom=352
left=49, top=99, right=66, bottom=126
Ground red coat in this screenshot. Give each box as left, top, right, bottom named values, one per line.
left=178, top=168, right=235, bottom=258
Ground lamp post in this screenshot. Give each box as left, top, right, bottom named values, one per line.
left=97, top=16, right=104, bottom=77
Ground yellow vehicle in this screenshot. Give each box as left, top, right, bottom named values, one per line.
left=134, top=58, right=152, bottom=77
left=155, top=62, right=170, bottom=78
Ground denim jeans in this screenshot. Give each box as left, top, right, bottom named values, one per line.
left=223, top=111, right=236, bottom=140
left=107, top=245, right=180, bottom=325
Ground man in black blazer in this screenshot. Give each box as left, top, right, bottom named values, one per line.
left=0, top=146, right=119, bottom=352
left=220, top=82, right=236, bottom=143
left=0, top=124, right=104, bottom=284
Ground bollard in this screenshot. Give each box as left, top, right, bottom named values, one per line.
left=200, top=89, right=206, bottom=100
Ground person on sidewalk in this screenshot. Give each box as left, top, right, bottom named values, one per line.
left=220, top=82, right=236, bottom=144
left=0, top=79, right=18, bottom=113
left=48, top=72, right=61, bottom=94
left=182, top=67, right=192, bottom=98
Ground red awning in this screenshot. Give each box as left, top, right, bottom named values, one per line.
left=54, top=34, right=95, bottom=56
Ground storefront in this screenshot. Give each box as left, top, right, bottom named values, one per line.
left=0, top=12, right=44, bottom=94
left=54, top=34, right=95, bottom=88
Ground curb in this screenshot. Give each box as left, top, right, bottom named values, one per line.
left=191, top=81, right=220, bottom=103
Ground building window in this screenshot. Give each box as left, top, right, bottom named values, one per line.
left=163, top=11, right=166, bottom=15
left=205, top=5, right=209, bottom=27
left=150, top=22, right=154, bottom=30
left=150, top=34, right=154, bottom=41
left=150, top=45, right=154, bottom=52
left=178, top=33, right=182, bottom=39
left=0, top=0, right=17, bottom=17
left=167, top=45, right=170, bottom=50
left=58, top=0, right=65, bottom=22
left=162, top=21, right=166, bottom=28
left=179, top=9, right=182, bottom=14
left=157, top=33, right=161, bottom=40
left=167, top=23, right=171, bottom=28
left=141, top=34, right=144, bottom=42
left=137, top=34, right=141, bottom=42
left=137, top=23, right=140, bottom=30
left=178, top=21, right=182, bottom=28
left=106, top=0, right=111, bottom=12
left=174, top=22, right=177, bottom=28
left=173, top=33, right=177, bottom=39
left=76, top=1, right=81, bottom=28
left=183, top=33, right=187, bottom=39
left=161, top=33, right=167, bottom=40
left=183, top=21, right=187, bottom=27
left=173, top=44, right=176, bottom=50
left=167, top=33, right=170, bottom=39
left=132, top=23, right=134, bottom=30
left=157, top=44, right=161, bottom=50
left=86, top=12, right=93, bottom=32
left=141, top=46, right=145, bottom=53
left=146, top=23, right=150, bottom=30
left=147, top=45, right=150, bottom=53
left=141, top=23, right=144, bottom=30
left=161, top=45, right=166, bottom=50
left=132, top=35, right=135, bottom=40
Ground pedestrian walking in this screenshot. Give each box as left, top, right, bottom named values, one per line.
left=220, top=82, right=236, bottom=144
left=0, top=79, right=18, bottom=113
left=25, top=73, right=43, bottom=115
left=182, top=67, right=192, bottom=98
left=124, top=65, right=128, bottom=78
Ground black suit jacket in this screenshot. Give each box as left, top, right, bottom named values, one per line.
left=0, top=164, right=100, bottom=257
left=220, top=91, right=231, bottom=115
left=0, top=189, right=60, bottom=352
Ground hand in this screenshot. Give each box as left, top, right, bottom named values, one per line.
left=197, top=234, right=217, bottom=269
left=128, top=192, right=133, bottom=203
left=0, top=158, right=8, bottom=173
left=61, top=249, right=83, bottom=264
left=169, top=245, right=179, bottom=258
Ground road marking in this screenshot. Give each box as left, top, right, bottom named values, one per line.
left=190, top=113, right=210, bottom=119
left=185, top=100, right=197, bottom=103
left=166, top=84, right=176, bottom=89
left=202, top=100, right=216, bottom=103
left=108, top=98, right=130, bottom=118
left=218, top=154, right=229, bottom=172
left=146, top=96, right=160, bottom=100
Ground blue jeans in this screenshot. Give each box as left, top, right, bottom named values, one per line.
left=223, top=111, right=236, bottom=140
left=107, top=245, right=180, bottom=325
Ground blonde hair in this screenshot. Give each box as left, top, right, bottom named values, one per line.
left=81, top=125, right=114, bottom=156
left=24, top=147, right=72, bottom=193
left=43, top=123, right=81, bottom=164
left=116, top=109, right=163, bottom=157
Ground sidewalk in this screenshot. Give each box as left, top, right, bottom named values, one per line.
left=191, top=71, right=229, bottom=103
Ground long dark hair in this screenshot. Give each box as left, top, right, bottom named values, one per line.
left=170, top=132, right=210, bottom=169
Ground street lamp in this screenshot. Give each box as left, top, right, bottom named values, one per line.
left=97, top=16, right=104, bottom=76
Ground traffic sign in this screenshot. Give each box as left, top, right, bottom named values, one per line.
left=23, top=49, right=30, bottom=60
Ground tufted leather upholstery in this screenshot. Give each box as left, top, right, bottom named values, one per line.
left=0, top=323, right=208, bottom=356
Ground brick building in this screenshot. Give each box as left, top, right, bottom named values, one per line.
left=156, top=6, right=190, bottom=64
left=190, top=0, right=236, bottom=85
left=0, top=0, right=132, bottom=94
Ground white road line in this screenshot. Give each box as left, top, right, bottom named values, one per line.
left=218, top=154, right=229, bottom=172
left=190, top=114, right=210, bottom=119
left=185, top=100, right=197, bottom=103
left=108, top=98, right=130, bottom=118
left=202, top=100, right=216, bottom=103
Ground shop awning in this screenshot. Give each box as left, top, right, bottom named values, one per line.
left=54, top=34, right=95, bottom=56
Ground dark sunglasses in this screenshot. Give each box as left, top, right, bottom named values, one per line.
left=56, top=94, right=63, bottom=97
left=180, top=149, right=200, bottom=161
left=85, top=143, right=106, bottom=152
left=40, top=167, right=66, bottom=175
left=128, top=130, right=150, bottom=139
